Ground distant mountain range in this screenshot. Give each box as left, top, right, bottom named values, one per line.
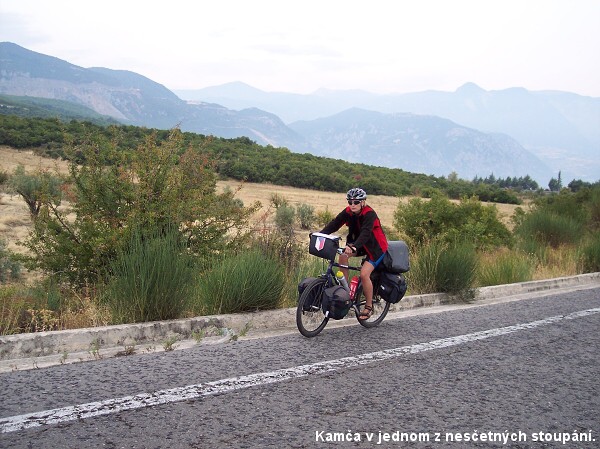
left=289, top=108, right=548, bottom=181
left=178, top=82, right=600, bottom=183
left=0, top=42, right=305, bottom=150
left=2, top=42, right=598, bottom=184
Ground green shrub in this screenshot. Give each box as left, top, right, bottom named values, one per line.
left=316, top=208, right=335, bottom=227
left=436, top=240, right=477, bottom=298
left=408, top=239, right=477, bottom=299
left=478, top=250, right=534, bottom=286
left=394, top=194, right=511, bottom=249
left=102, top=227, right=196, bottom=324
left=197, top=250, right=285, bottom=315
left=8, top=164, right=63, bottom=217
left=407, top=241, right=441, bottom=294
left=281, top=255, right=327, bottom=308
left=20, top=130, right=258, bottom=287
left=275, top=204, right=296, bottom=231
left=581, top=233, right=600, bottom=273
left=515, top=209, right=583, bottom=248
left=0, top=240, right=21, bottom=283
left=296, top=203, right=315, bottom=230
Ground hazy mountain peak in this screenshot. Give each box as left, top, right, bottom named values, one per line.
left=456, top=82, right=485, bottom=95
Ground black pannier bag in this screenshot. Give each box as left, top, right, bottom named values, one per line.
left=298, top=277, right=319, bottom=311
left=378, top=272, right=407, bottom=304
left=321, top=285, right=352, bottom=319
left=309, top=233, right=340, bottom=260
left=383, top=240, right=410, bottom=273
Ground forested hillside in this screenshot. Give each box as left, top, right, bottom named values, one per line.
left=0, top=114, right=550, bottom=204
left=0, top=94, right=118, bottom=125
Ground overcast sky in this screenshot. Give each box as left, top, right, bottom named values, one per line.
left=1, top=0, right=599, bottom=97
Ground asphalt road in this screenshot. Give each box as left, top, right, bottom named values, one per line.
left=1, top=287, right=599, bottom=448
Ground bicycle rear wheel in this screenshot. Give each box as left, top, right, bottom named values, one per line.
left=354, top=283, right=390, bottom=328
left=296, top=277, right=329, bottom=337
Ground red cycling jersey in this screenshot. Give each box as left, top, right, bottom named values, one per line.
left=320, top=204, right=388, bottom=262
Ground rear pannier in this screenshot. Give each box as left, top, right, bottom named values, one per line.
left=378, top=272, right=408, bottom=304
left=382, top=240, right=410, bottom=273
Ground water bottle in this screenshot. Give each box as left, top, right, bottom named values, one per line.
left=349, top=276, right=359, bottom=299
left=335, top=271, right=350, bottom=292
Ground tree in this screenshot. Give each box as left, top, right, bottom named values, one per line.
left=9, top=165, right=63, bottom=217
left=20, top=129, right=260, bottom=285
left=549, top=171, right=563, bottom=192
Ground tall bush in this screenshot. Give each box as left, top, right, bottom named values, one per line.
left=9, top=164, right=63, bottom=217
left=581, top=233, right=600, bottom=273
left=408, top=239, right=477, bottom=299
left=436, top=240, right=478, bottom=298
left=275, top=204, right=296, bottom=231
left=103, top=227, right=196, bottom=324
left=296, top=203, right=315, bottom=229
left=478, top=250, right=534, bottom=286
left=514, top=209, right=583, bottom=248
left=197, top=250, right=285, bottom=315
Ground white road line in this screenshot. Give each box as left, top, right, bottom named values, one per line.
left=2, top=307, right=599, bottom=434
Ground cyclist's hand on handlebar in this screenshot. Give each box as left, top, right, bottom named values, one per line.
left=343, top=245, right=356, bottom=256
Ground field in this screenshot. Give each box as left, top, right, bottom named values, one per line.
left=0, top=145, right=521, bottom=258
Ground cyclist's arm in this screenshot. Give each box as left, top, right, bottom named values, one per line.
left=319, top=209, right=348, bottom=235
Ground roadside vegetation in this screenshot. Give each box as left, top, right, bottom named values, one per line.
left=0, top=117, right=599, bottom=335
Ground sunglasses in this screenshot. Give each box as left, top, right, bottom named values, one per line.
left=347, top=200, right=362, bottom=205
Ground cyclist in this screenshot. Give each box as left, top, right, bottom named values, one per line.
left=319, top=188, right=388, bottom=319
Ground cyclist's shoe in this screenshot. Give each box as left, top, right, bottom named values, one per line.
left=358, top=305, right=373, bottom=320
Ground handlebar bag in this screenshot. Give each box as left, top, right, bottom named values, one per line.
left=309, top=233, right=340, bottom=260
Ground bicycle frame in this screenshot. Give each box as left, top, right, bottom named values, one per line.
left=322, top=249, right=363, bottom=309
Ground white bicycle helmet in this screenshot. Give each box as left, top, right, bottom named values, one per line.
left=346, top=188, right=367, bottom=201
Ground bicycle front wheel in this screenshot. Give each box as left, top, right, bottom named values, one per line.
left=296, top=277, right=329, bottom=337
left=354, top=284, right=390, bottom=328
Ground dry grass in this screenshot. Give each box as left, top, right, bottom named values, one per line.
left=532, top=245, right=581, bottom=280
left=217, top=179, right=407, bottom=231
left=0, top=145, right=70, bottom=174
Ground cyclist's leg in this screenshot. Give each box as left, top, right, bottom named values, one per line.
left=359, top=262, right=375, bottom=312
left=359, top=253, right=385, bottom=318
left=338, top=253, right=350, bottom=281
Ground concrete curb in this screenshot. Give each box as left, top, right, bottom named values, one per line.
left=1, top=273, right=599, bottom=371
